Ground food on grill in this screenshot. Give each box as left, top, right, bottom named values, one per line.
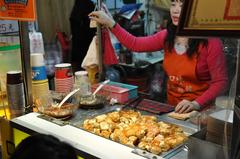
left=168, top=111, right=198, bottom=120
left=83, top=110, right=187, bottom=155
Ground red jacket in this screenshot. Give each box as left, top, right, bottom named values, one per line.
left=111, top=24, right=228, bottom=107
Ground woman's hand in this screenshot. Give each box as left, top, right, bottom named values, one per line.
left=175, top=100, right=200, bottom=113
left=89, top=11, right=116, bottom=28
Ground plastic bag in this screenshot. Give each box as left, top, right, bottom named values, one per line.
left=29, top=31, right=45, bottom=54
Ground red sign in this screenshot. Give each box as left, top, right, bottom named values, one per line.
left=224, top=0, right=240, bottom=20
left=0, top=0, right=36, bottom=21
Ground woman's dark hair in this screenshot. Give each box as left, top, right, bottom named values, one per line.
left=164, top=5, right=208, bottom=57
left=10, top=134, right=77, bottom=159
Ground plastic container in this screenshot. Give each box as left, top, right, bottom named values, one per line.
left=35, top=92, right=78, bottom=118
left=74, top=71, right=91, bottom=96
left=91, top=81, right=138, bottom=104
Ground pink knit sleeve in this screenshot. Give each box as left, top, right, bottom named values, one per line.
left=195, top=39, right=228, bottom=107
left=111, top=23, right=167, bottom=52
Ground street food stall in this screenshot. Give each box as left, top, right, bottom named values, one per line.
left=10, top=103, right=199, bottom=159
left=0, top=0, right=240, bottom=159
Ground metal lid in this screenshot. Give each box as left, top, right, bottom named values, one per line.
left=7, top=71, right=23, bottom=84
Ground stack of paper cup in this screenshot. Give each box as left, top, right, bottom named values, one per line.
left=54, top=63, right=74, bottom=93
left=31, top=53, right=49, bottom=101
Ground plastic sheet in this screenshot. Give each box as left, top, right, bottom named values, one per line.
left=230, top=39, right=240, bottom=159
left=217, top=38, right=240, bottom=159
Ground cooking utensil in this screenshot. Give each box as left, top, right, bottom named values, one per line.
left=79, top=95, right=106, bottom=109
left=92, top=79, right=110, bottom=96
left=57, top=88, right=80, bottom=108
left=41, top=103, right=77, bottom=118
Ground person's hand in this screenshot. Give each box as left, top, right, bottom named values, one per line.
left=89, top=11, right=116, bottom=28
left=175, top=100, right=200, bottom=114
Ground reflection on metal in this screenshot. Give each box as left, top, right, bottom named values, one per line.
left=37, top=114, right=70, bottom=126
left=132, top=148, right=163, bottom=159
left=187, top=128, right=226, bottom=159
left=18, top=22, right=33, bottom=112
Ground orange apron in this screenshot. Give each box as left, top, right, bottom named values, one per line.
left=163, top=50, right=209, bottom=107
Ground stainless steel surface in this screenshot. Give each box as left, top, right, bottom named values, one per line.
left=163, top=145, right=188, bottom=159
left=132, top=148, right=163, bottom=159
left=19, top=22, right=33, bottom=110
left=158, top=114, right=198, bottom=135
left=187, top=128, right=226, bottom=159
left=70, top=105, right=122, bottom=126
left=37, top=104, right=198, bottom=158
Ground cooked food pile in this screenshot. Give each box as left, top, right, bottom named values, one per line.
left=83, top=110, right=187, bottom=155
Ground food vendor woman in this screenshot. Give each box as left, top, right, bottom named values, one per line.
left=89, top=0, right=228, bottom=113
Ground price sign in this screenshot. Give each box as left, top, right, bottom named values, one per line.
left=0, top=20, right=18, bottom=34
left=0, top=0, right=36, bottom=21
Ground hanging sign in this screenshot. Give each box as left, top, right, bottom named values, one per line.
left=0, top=20, right=18, bottom=34
left=177, top=0, right=240, bottom=37
left=0, top=0, right=36, bottom=21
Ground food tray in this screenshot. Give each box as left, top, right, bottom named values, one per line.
left=70, top=106, right=196, bottom=158
left=37, top=104, right=197, bottom=158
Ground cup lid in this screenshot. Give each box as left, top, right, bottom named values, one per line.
left=55, top=63, right=71, bottom=68
left=7, top=71, right=23, bottom=84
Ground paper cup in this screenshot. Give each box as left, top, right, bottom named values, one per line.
left=55, top=63, right=73, bottom=79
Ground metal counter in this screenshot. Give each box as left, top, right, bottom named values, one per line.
left=37, top=104, right=198, bottom=159
left=38, top=105, right=198, bottom=133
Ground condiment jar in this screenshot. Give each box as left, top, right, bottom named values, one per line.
left=74, top=71, right=91, bottom=96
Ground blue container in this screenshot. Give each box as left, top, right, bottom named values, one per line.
left=108, top=81, right=138, bottom=99
left=32, top=66, right=47, bottom=80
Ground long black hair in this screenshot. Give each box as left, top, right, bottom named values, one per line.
left=10, top=134, right=77, bottom=159
left=164, top=0, right=208, bottom=57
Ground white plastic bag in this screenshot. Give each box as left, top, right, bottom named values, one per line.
left=29, top=31, right=45, bottom=54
